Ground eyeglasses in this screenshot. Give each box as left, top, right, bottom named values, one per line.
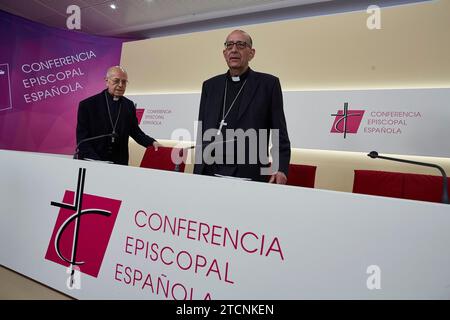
left=108, top=78, right=129, bottom=85
left=224, top=41, right=250, bottom=50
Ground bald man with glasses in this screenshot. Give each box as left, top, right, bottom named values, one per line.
left=76, top=66, right=159, bottom=165
left=194, top=30, right=291, bottom=183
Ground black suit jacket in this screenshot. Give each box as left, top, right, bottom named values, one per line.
left=194, top=69, right=291, bottom=182
left=76, top=89, right=155, bottom=165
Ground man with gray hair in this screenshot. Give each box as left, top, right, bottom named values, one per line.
left=76, top=66, right=159, bottom=165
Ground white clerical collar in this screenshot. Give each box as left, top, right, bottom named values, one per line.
left=106, top=91, right=120, bottom=101
left=231, top=76, right=240, bottom=82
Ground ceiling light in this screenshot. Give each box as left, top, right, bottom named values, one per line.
left=110, top=4, right=117, bottom=10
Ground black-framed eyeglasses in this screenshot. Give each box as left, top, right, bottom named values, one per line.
left=109, top=78, right=128, bottom=85
left=224, top=41, right=250, bottom=50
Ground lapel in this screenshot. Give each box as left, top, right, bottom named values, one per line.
left=207, top=73, right=227, bottom=128
left=100, top=90, right=112, bottom=131
left=237, top=69, right=259, bottom=121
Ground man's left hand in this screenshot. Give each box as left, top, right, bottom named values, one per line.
left=268, top=171, right=287, bottom=184
left=153, top=141, right=161, bottom=151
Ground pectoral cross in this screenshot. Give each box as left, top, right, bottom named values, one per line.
left=112, top=131, right=116, bottom=143
left=217, top=119, right=227, bottom=135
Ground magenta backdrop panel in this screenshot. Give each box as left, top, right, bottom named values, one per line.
left=0, top=10, right=125, bottom=154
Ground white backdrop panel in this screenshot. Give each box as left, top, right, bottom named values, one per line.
left=129, top=88, right=450, bottom=157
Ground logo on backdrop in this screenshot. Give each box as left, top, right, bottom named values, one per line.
left=136, top=108, right=145, bottom=125
left=45, top=168, right=121, bottom=283
left=330, top=103, right=365, bottom=138
left=0, top=63, right=13, bottom=111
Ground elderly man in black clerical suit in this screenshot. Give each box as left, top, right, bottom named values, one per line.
left=76, top=66, right=160, bottom=165
left=194, top=30, right=291, bottom=183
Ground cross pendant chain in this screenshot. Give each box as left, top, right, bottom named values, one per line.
left=105, top=92, right=121, bottom=144
left=218, top=78, right=247, bottom=136
left=217, top=119, right=227, bottom=135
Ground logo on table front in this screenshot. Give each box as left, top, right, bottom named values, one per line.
left=330, top=103, right=365, bottom=138
left=45, top=168, right=121, bottom=288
